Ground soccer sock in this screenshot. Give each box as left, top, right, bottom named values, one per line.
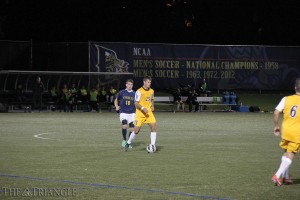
left=280, top=156, right=290, bottom=179
left=128, top=131, right=132, bottom=138
left=122, top=128, right=127, bottom=140
left=283, top=168, right=290, bottom=179
left=275, top=156, right=292, bottom=178
left=127, top=132, right=136, bottom=144
left=281, top=156, right=288, bottom=179
left=150, top=132, right=156, bottom=145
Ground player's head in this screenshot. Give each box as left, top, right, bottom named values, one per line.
left=295, top=78, right=300, bottom=93
left=126, top=79, right=133, bottom=90
left=143, top=75, right=152, bottom=89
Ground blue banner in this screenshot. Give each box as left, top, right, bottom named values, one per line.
left=90, top=42, right=300, bottom=90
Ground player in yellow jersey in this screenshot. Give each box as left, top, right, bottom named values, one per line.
left=272, top=78, right=300, bottom=186
left=125, top=75, right=157, bottom=151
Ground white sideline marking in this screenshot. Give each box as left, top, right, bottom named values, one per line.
left=34, top=132, right=56, bottom=140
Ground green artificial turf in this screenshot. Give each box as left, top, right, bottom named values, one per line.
left=0, top=112, right=299, bottom=200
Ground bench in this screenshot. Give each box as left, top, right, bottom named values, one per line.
left=154, top=96, right=175, bottom=112
left=48, top=101, right=101, bottom=112
left=7, top=101, right=32, bottom=112
left=196, top=97, right=236, bottom=111
left=0, top=93, right=32, bottom=112
left=154, top=96, right=237, bottom=112
left=75, top=101, right=113, bottom=112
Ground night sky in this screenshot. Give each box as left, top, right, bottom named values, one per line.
left=1, top=0, right=300, bottom=46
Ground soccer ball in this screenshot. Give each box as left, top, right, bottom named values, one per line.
left=146, top=144, right=156, bottom=153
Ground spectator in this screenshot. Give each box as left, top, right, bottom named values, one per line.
left=50, top=85, right=58, bottom=102
left=32, top=76, right=44, bottom=111
left=186, top=88, right=199, bottom=112
left=60, top=84, right=73, bottom=112
left=108, top=85, right=117, bottom=103
left=70, top=83, right=78, bottom=111
left=78, top=85, right=88, bottom=103
left=173, top=88, right=185, bottom=112
left=99, top=86, right=107, bottom=103
left=200, top=78, right=207, bottom=96
left=15, top=84, right=24, bottom=109
left=89, top=87, right=99, bottom=112
left=70, top=83, right=78, bottom=104
left=48, top=85, right=59, bottom=111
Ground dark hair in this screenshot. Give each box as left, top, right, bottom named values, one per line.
left=295, top=78, right=300, bottom=92
left=126, top=79, right=133, bottom=83
left=143, top=75, right=152, bottom=82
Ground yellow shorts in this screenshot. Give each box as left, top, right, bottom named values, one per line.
left=279, top=139, right=300, bottom=153
left=134, top=111, right=156, bottom=127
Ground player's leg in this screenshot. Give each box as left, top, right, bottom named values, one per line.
left=129, top=125, right=141, bottom=141
left=125, top=115, right=144, bottom=151
left=181, top=101, right=185, bottom=112
left=126, top=113, right=135, bottom=148
left=282, top=165, right=293, bottom=184
left=145, top=112, right=157, bottom=146
left=119, top=113, right=128, bottom=147
left=121, top=119, right=128, bottom=147
left=176, top=101, right=180, bottom=111
left=127, top=113, right=135, bottom=139
left=128, top=122, right=134, bottom=148
left=128, top=122, right=134, bottom=137
left=125, top=125, right=141, bottom=151
left=273, top=152, right=294, bottom=186
left=272, top=140, right=296, bottom=186
left=188, top=101, right=192, bottom=112
left=194, top=101, right=199, bottom=112
left=149, top=122, right=157, bottom=146
left=282, top=148, right=298, bottom=184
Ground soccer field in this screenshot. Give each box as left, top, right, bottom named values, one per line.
left=0, top=112, right=299, bottom=200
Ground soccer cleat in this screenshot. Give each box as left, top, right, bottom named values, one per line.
left=272, top=175, right=282, bottom=187
left=282, top=178, right=293, bottom=185
left=121, top=140, right=126, bottom=147
left=129, top=144, right=133, bottom=149
left=124, top=143, right=130, bottom=151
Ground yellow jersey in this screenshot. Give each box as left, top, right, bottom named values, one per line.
left=135, top=87, right=154, bottom=115
left=278, top=95, right=300, bottom=143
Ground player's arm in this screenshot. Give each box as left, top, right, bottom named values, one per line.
left=273, top=97, right=285, bottom=136
left=134, top=90, right=147, bottom=113
left=151, top=95, right=154, bottom=112
left=135, top=101, right=148, bottom=113
left=114, top=93, right=120, bottom=111
left=273, top=109, right=281, bottom=136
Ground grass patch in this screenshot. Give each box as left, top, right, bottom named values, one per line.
left=0, top=112, right=299, bottom=199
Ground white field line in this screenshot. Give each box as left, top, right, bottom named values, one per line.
left=34, top=132, right=56, bottom=140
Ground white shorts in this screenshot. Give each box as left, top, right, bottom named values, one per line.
left=119, top=113, right=135, bottom=124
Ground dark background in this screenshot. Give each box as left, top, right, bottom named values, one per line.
left=1, top=0, right=300, bottom=46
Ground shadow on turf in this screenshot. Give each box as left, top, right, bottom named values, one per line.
left=124, top=141, right=164, bottom=153
left=133, top=141, right=146, bottom=147
left=155, top=145, right=163, bottom=152
left=132, top=141, right=163, bottom=153
left=139, top=146, right=163, bottom=153
left=291, top=178, right=300, bottom=185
